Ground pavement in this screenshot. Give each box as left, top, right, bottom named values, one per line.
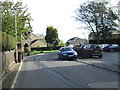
left=1, top=63, right=20, bottom=89
left=77, top=51, right=119, bottom=73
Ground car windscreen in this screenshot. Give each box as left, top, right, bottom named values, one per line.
left=61, top=48, right=73, bottom=52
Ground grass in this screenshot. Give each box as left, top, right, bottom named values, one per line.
left=43, top=50, right=58, bottom=53
left=24, top=50, right=58, bottom=56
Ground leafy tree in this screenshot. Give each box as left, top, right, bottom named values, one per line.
left=53, top=39, right=60, bottom=47
left=75, top=1, right=118, bottom=43
left=65, top=42, right=70, bottom=46
left=45, top=26, right=58, bottom=49
left=57, top=40, right=66, bottom=47
left=2, top=0, right=32, bottom=41
left=0, top=31, right=17, bottom=51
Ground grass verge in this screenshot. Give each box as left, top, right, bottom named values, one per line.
left=24, top=50, right=58, bottom=56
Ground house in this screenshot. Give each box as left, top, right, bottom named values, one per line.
left=89, top=30, right=120, bottom=45
left=19, top=32, right=47, bottom=53
left=66, top=37, right=84, bottom=47
left=30, top=33, right=47, bottom=47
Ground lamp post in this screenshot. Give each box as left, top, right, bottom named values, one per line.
left=118, top=1, right=120, bottom=30
left=14, top=7, right=24, bottom=63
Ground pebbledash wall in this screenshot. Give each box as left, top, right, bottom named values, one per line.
left=0, top=50, right=15, bottom=79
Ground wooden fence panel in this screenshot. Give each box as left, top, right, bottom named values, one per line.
left=0, top=50, right=15, bottom=78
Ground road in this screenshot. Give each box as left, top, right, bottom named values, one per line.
left=77, top=51, right=119, bottom=72
left=14, top=52, right=118, bottom=88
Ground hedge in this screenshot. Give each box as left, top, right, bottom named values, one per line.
left=31, top=46, right=62, bottom=51
left=0, top=31, right=17, bottom=51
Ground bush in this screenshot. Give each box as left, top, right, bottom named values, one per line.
left=24, top=47, right=30, bottom=56
left=31, top=46, right=62, bottom=51
left=0, top=31, right=17, bottom=51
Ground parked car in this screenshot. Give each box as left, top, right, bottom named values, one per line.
left=103, top=44, right=120, bottom=52
left=99, top=44, right=109, bottom=49
left=79, top=44, right=103, bottom=58
left=58, top=47, right=78, bottom=60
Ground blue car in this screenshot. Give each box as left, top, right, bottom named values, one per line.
left=58, top=47, right=78, bottom=60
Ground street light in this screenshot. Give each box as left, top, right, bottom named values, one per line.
left=14, top=7, right=24, bottom=63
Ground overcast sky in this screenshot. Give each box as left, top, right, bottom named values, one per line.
left=13, top=0, right=118, bottom=42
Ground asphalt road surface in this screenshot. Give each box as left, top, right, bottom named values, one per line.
left=14, top=52, right=118, bottom=88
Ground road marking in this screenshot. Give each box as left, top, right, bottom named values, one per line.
left=11, top=61, right=23, bottom=88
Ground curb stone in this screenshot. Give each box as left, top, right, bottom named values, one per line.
left=76, top=60, right=119, bottom=73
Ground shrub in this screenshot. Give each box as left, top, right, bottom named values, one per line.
left=24, top=47, right=30, bottom=56
left=1, top=31, right=17, bottom=51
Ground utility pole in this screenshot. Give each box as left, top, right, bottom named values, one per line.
left=14, top=7, right=24, bottom=63
left=118, top=1, right=120, bottom=30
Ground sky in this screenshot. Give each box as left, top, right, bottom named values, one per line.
left=13, top=0, right=119, bottom=42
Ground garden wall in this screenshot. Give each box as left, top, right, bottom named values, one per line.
left=0, top=50, right=15, bottom=79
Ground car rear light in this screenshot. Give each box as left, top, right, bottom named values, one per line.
left=90, top=48, right=93, bottom=51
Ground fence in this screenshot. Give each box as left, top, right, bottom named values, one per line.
left=0, top=50, right=15, bottom=79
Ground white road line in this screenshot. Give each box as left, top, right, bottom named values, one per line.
left=11, top=61, right=23, bottom=89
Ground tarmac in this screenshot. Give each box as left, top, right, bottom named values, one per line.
left=1, top=51, right=119, bottom=89
left=77, top=52, right=119, bottom=73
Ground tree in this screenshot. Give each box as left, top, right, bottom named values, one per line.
left=75, top=1, right=118, bottom=43
left=53, top=39, right=60, bottom=47
left=57, top=40, right=66, bottom=47
left=45, top=26, right=58, bottom=49
left=2, top=0, right=32, bottom=41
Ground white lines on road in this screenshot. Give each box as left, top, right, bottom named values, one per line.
left=11, top=62, right=23, bottom=88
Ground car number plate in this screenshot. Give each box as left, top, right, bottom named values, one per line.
left=68, top=55, right=74, bottom=57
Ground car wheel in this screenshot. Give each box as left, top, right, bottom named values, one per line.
left=98, top=55, right=102, bottom=58
left=61, top=56, right=63, bottom=60
left=110, top=49, right=114, bottom=52
left=58, top=56, right=60, bottom=59
left=58, top=56, right=61, bottom=59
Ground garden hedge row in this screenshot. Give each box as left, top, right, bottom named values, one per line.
left=0, top=31, right=17, bottom=51
left=31, top=46, right=62, bottom=51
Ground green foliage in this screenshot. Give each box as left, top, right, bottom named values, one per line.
left=45, top=26, right=59, bottom=46
left=2, top=0, right=32, bottom=40
left=24, top=47, right=30, bottom=56
left=53, top=39, right=60, bottom=47
left=0, top=31, right=17, bottom=51
left=57, top=40, right=66, bottom=47
left=75, top=1, right=118, bottom=43
left=24, top=47, right=30, bottom=53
